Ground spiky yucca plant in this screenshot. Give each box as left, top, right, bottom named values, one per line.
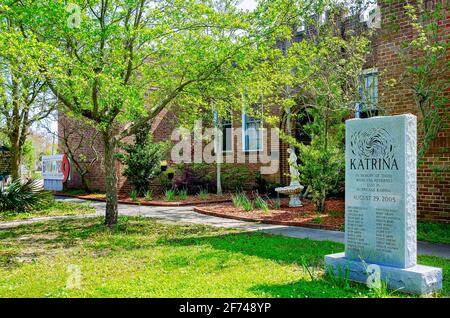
left=0, top=179, right=52, bottom=212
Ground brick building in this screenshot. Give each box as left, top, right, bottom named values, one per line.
left=59, top=0, right=449, bottom=222
left=376, top=0, right=449, bottom=221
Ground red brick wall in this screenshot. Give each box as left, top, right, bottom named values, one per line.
left=378, top=0, right=450, bottom=222
left=58, top=113, right=133, bottom=193
left=223, top=110, right=284, bottom=187
left=166, top=107, right=286, bottom=191
left=59, top=106, right=286, bottom=194
left=150, top=105, right=284, bottom=192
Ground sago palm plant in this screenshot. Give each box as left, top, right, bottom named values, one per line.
left=0, top=179, right=52, bottom=212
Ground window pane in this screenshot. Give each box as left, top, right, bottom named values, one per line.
left=222, top=124, right=232, bottom=152
left=357, top=72, right=378, bottom=118
left=245, top=121, right=261, bottom=151
left=363, top=73, right=378, bottom=109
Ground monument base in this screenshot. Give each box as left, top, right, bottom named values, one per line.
left=324, top=252, right=442, bottom=295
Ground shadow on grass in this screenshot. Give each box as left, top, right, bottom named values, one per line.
left=155, top=231, right=394, bottom=297
left=0, top=216, right=220, bottom=268
left=157, top=231, right=343, bottom=265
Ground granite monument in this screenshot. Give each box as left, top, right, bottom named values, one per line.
left=325, top=114, right=442, bottom=295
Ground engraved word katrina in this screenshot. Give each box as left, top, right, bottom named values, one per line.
left=349, top=127, right=398, bottom=171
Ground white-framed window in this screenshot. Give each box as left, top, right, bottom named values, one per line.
left=221, top=118, right=233, bottom=153
left=242, top=111, right=263, bottom=152
left=214, top=111, right=233, bottom=153
left=356, top=68, right=378, bottom=118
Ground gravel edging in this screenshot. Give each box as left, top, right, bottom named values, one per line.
left=193, top=206, right=339, bottom=231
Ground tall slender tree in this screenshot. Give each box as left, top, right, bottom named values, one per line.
left=0, top=16, right=56, bottom=178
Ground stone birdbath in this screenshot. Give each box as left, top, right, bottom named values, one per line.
left=275, top=148, right=304, bottom=207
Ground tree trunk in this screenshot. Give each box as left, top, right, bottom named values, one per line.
left=10, top=145, right=20, bottom=179
left=9, top=108, right=29, bottom=179
left=9, top=133, right=21, bottom=179
left=320, top=188, right=326, bottom=213
left=79, top=173, right=92, bottom=193
left=216, top=161, right=222, bottom=195
left=103, top=129, right=118, bottom=227
left=9, top=73, right=21, bottom=179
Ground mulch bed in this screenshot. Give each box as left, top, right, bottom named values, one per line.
left=57, top=191, right=344, bottom=230
left=55, top=192, right=232, bottom=207
left=194, top=198, right=345, bottom=230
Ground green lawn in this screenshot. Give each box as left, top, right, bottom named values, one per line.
left=0, top=201, right=96, bottom=222
left=0, top=216, right=448, bottom=298
left=418, top=222, right=450, bottom=245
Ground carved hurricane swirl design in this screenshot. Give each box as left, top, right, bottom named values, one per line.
left=350, top=128, right=396, bottom=159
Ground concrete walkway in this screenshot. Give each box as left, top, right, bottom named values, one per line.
left=1, top=196, right=448, bottom=259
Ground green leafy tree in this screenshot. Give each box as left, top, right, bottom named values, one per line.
left=243, top=0, right=371, bottom=211
left=21, top=139, right=36, bottom=175
left=3, top=0, right=287, bottom=226
left=0, top=12, right=56, bottom=178
left=384, top=0, right=449, bottom=159
left=297, top=113, right=345, bottom=211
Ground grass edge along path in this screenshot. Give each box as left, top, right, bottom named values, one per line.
left=0, top=200, right=96, bottom=222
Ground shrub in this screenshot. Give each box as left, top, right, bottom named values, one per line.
left=119, top=123, right=168, bottom=196
left=164, top=189, right=176, bottom=201
left=173, top=163, right=214, bottom=194
left=157, top=168, right=174, bottom=191
left=220, top=164, right=254, bottom=192
left=328, top=210, right=341, bottom=218
left=158, top=174, right=171, bottom=190
left=177, top=189, right=188, bottom=201
left=269, top=198, right=281, bottom=210
left=241, top=199, right=253, bottom=212
left=255, top=172, right=281, bottom=196
left=166, top=167, right=175, bottom=180
left=144, top=190, right=153, bottom=201
left=254, top=195, right=269, bottom=213
left=299, top=139, right=344, bottom=213
left=417, top=222, right=450, bottom=244
left=232, top=192, right=253, bottom=211
left=130, top=189, right=138, bottom=201
left=173, top=163, right=255, bottom=194
left=291, top=104, right=346, bottom=213
left=0, top=178, right=52, bottom=212
left=232, top=192, right=244, bottom=207
left=197, top=189, right=209, bottom=200
left=311, top=216, right=322, bottom=224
